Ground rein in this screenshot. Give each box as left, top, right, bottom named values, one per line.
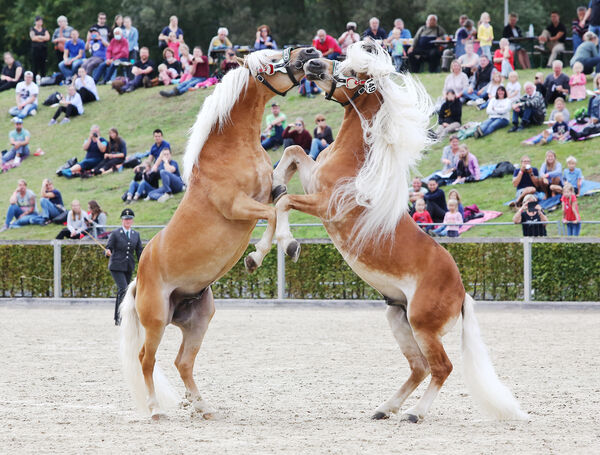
left=255, top=47, right=301, bottom=97
left=325, top=60, right=377, bottom=106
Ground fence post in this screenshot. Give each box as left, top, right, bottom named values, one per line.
left=277, top=244, right=285, bottom=300
left=522, top=237, right=532, bottom=303
left=52, top=240, right=62, bottom=299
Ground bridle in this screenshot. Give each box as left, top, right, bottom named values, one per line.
left=255, top=47, right=302, bottom=96
left=324, top=60, right=377, bottom=106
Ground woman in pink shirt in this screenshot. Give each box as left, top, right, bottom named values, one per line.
left=453, top=145, right=480, bottom=184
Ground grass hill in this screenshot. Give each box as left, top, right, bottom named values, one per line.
left=0, top=68, right=598, bottom=241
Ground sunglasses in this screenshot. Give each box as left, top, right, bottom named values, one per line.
left=295, top=123, right=303, bottom=127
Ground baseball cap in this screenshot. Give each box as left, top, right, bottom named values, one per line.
left=24, top=71, right=33, bottom=77
left=120, top=208, right=135, bottom=219
left=271, top=102, right=279, bottom=107
left=12, top=117, right=23, bottom=124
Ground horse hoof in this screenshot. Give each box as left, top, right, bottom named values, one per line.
left=202, top=412, right=216, bottom=420
left=244, top=255, right=258, bottom=273
left=371, top=411, right=389, bottom=420
left=272, top=185, right=287, bottom=203
left=401, top=413, right=419, bottom=423
left=151, top=412, right=166, bottom=421
left=286, top=240, right=301, bottom=262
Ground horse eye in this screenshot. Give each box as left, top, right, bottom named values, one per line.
left=350, top=70, right=357, bottom=77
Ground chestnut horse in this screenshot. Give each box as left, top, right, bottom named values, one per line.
left=119, top=46, right=320, bottom=419
left=271, top=41, right=528, bottom=422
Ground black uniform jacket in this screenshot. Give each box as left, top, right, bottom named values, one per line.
left=106, top=228, right=143, bottom=272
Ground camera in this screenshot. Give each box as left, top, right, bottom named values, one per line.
left=527, top=201, right=537, bottom=211
left=93, top=132, right=98, bottom=138
left=525, top=164, right=531, bottom=170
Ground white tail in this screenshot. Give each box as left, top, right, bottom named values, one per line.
left=461, top=294, right=529, bottom=420
left=119, top=279, right=179, bottom=414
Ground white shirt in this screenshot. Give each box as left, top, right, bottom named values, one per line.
left=67, top=92, right=84, bottom=115
left=15, top=81, right=39, bottom=103
left=74, top=75, right=99, bottom=101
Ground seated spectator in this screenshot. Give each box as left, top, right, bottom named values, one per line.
left=474, top=85, right=511, bottom=138
left=56, top=200, right=89, bottom=239
left=110, top=15, right=123, bottom=40
left=561, top=182, right=581, bottom=236
left=572, top=6, right=589, bottom=51
left=539, top=150, right=563, bottom=198
left=536, top=12, right=567, bottom=68
left=48, top=84, right=83, bottom=125
left=513, top=194, right=547, bottom=237
left=388, top=18, right=412, bottom=41
left=9, top=71, right=38, bottom=119
left=260, top=103, right=287, bottom=151
left=282, top=118, right=312, bottom=153
left=476, top=70, right=503, bottom=110
left=570, top=31, right=600, bottom=75
left=569, top=62, right=587, bottom=102
left=477, top=12, right=494, bottom=61
left=0, top=52, right=24, bottom=92
left=506, top=71, right=521, bottom=102
left=158, top=16, right=184, bottom=50
left=454, top=18, right=475, bottom=58
left=208, top=27, right=233, bottom=63
left=424, top=179, right=447, bottom=224
left=299, top=76, right=321, bottom=97
left=457, top=42, right=479, bottom=77
left=82, top=26, right=107, bottom=80
left=84, top=200, right=107, bottom=237
left=433, top=199, right=463, bottom=237
left=39, top=179, right=65, bottom=224
left=2, top=117, right=30, bottom=170
left=435, top=89, right=461, bottom=138
left=440, top=135, right=460, bottom=172
left=178, top=44, right=193, bottom=82
left=543, top=60, right=570, bottom=105
left=73, top=67, right=99, bottom=103
left=309, top=114, right=334, bottom=160
left=407, top=15, right=446, bottom=73
left=549, top=97, right=570, bottom=122
left=166, top=31, right=181, bottom=60
left=512, top=155, right=543, bottom=206
left=96, top=27, right=130, bottom=83
left=125, top=159, right=160, bottom=203
left=412, top=198, right=433, bottom=233
left=313, top=29, right=342, bottom=60
left=493, top=38, right=514, bottom=78
left=58, top=125, right=107, bottom=177
left=463, top=55, right=492, bottom=103
left=122, top=16, right=139, bottom=63
left=220, top=49, right=240, bottom=75
left=408, top=177, right=428, bottom=212
left=562, top=156, right=583, bottom=195
left=509, top=82, right=546, bottom=132
left=158, top=63, right=178, bottom=85
left=159, top=46, right=207, bottom=97
left=118, top=47, right=155, bottom=94
left=148, top=128, right=170, bottom=162
left=447, top=189, right=465, bottom=218
left=254, top=25, right=277, bottom=50
left=338, top=22, right=360, bottom=56
left=162, top=47, right=182, bottom=76
left=0, top=179, right=37, bottom=232
left=52, top=15, right=73, bottom=65
left=569, top=90, right=600, bottom=140
left=534, top=72, right=547, bottom=99
left=503, top=12, right=531, bottom=69
left=146, top=149, right=184, bottom=202
left=526, top=111, right=569, bottom=146
left=59, top=29, right=86, bottom=83
left=363, top=17, right=387, bottom=43
left=386, top=28, right=407, bottom=71
left=453, top=145, right=480, bottom=184
left=92, top=127, right=127, bottom=175
left=443, top=60, right=469, bottom=101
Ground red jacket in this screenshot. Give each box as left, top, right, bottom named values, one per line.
left=312, top=35, right=341, bottom=55
left=106, top=38, right=129, bottom=60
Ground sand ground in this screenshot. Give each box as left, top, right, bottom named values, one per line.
left=0, top=303, right=599, bottom=454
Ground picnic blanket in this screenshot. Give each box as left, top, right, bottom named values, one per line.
left=458, top=210, right=502, bottom=234
left=521, top=120, right=600, bottom=145
left=423, top=163, right=497, bottom=186
left=504, top=179, right=600, bottom=206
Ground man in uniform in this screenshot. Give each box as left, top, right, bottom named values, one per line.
left=105, top=208, right=143, bottom=325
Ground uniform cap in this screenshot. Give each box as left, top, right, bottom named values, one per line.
left=120, top=208, right=135, bottom=219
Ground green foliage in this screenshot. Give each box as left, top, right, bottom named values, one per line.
left=61, top=244, right=116, bottom=297
left=0, top=244, right=53, bottom=297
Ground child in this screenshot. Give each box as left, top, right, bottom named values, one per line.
left=157, top=63, right=179, bottom=86
left=447, top=189, right=464, bottom=218
left=167, top=31, right=180, bottom=61
left=506, top=71, right=521, bottom=102
left=561, top=182, right=581, bottom=236
left=477, top=12, right=493, bottom=61
left=179, top=44, right=192, bottom=82
left=530, top=111, right=569, bottom=145
left=478, top=70, right=503, bottom=110
left=433, top=199, right=463, bottom=237
left=412, top=198, right=433, bottom=233
left=436, top=89, right=462, bottom=138
left=563, top=156, right=584, bottom=195
left=388, top=28, right=406, bottom=72
left=534, top=72, right=546, bottom=99
left=569, top=62, right=586, bottom=102
left=549, top=97, right=570, bottom=123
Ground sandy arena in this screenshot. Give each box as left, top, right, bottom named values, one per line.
left=1, top=303, right=599, bottom=454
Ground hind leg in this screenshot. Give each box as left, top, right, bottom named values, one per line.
left=372, top=305, right=430, bottom=420
left=139, top=323, right=167, bottom=419
left=272, top=145, right=317, bottom=202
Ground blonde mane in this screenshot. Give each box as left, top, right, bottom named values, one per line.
left=183, top=49, right=282, bottom=183
left=329, top=41, right=434, bottom=251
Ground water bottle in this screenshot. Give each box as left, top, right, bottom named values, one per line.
left=528, top=24, right=534, bottom=38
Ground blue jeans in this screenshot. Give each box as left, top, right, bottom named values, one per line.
left=2, top=145, right=30, bottom=163
left=129, top=180, right=155, bottom=198
left=59, top=59, right=84, bottom=79
left=176, top=77, right=206, bottom=94
left=302, top=78, right=321, bottom=95
left=309, top=138, right=327, bottom=160
left=9, top=103, right=38, bottom=119
left=326, top=52, right=340, bottom=60
left=566, top=222, right=581, bottom=236
left=5, top=204, right=38, bottom=228
left=513, top=107, right=534, bottom=127
left=40, top=198, right=63, bottom=219
left=580, top=56, right=600, bottom=74
left=479, top=117, right=509, bottom=136
left=261, top=125, right=284, bottom=150
left=590, top=25, right=600, bottom=48
left=148, top=170, right=184, bottom=199
left=98, top=58, right=130, bottom=82
left=572, top=34, right=583, bottom=52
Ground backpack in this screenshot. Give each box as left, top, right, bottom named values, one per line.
left=43, top=91, right=62, bottom=106
left=491, top=161, right=515, bottom=178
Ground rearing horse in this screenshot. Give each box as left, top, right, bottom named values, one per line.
left=119, top=46, right=319, bottom=419
left=271, top=41, right=528, bottom=422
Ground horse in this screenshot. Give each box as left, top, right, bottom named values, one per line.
left=119, top=46, right=320, bottom=420
left=270, top=41, right=528, bottom=423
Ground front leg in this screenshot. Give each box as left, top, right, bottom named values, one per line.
left=272, top=145, right=317, bottom=202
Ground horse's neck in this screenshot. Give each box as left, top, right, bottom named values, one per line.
left=331, top=97, right=380, bottom=164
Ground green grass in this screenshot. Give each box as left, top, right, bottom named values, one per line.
left=0, top=69, right=598, bottom=241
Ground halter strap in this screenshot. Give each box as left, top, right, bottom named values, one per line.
left=325, top=60, right=376, bottom=106
left=255, top=47, right=300, bottom=97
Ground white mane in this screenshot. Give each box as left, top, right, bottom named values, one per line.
left=182, top=49, right=282, bottom=183
left=330, top=41, right=435, bottom=251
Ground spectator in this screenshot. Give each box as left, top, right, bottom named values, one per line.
left=412, top=198, right=433, bottom=233
left=493, top=38, right=514, bottom=78
left=9, top=71, right=38, bottom=119
left=539, top=150, right=563, bottom=198
left=208, top=27, right=233, bottom=63
left=338, top=22, right=360, bottom=56
left=569, top=62, right=587, bottom=102
left=581, top=1, right=600, bottom=40
left=179, top=44, right=193, bottom=82
left=477, top=12, right=494, bottom=60
left=512, top=155, right=543, bottom=206
left=147, top=149, right=184, bottom=202
left=549, top=96, right=570, bottom=122
left=526, top=111, right=569, bottom=146
left=441, top=135, right=460, bottom=172
left=408, top=15, right=447, bottom=73
left=118, top=47, right=155, bottom=94
left=52, top=15, right=73, bottom=65
left=509, top=82, right=546, bottom=132
left=458, top=42, right=479, bottom=77
left=125, top=159, right=160, bottom=203
left=59, top=29, right=86, bottom=82
left=159, top=46, right=208, bottom=97
left=477, top=70, right=503, bottom=110
left=436, top=89, right=461, bottom=138
left=30, top=15, right=50, bottom=78
left=299, top=76, right=321, bottom=97
left=502, top=12, right=531, bottom=69
left=158, top=63, right=177, bottom=86
left=454, top=18, right=476, bottom=58
left=220, top=49, right=240, bottom=75
left=92, top=127, right=127, bottom=175
left=435, top=199, right=463, bottom=238
left=513, top=194, right=547, bottom=237
left=0, top=52, right=24, bottom=93
left=562, top=156, right=584, bottom=195
left=443, top=60, right=469, bottom=99
left=159, top=16, right=184, bottom=50
left=463, top=55, right=493, bottom=104
left=88, top=12, right=110, bottom=44
left=572, top=6, right=589, bottom=51
left=85, top=200, right=107, bottom=237
left=561, top=183, right=581, bottom=236
left=543, top=60, right=571, bottom=105
left=536, top=12, right=567, bottom=68
left=447, top=189, right=465, bottom=218
left=96, top=27, right=130, bottom=83
left=569, top=95, right=600, bottom=140
left=313, top=29, right=342, bottom=60
left=570, top=31, right=600, bottom=75
left=48, top=84, right=83, bottom=125
left=388, top=17, right=412, bottom=41
left=162, top=47, right=182, bottom=76
left=73, top=67, right=99, bottom=103
left=453, top=144, right=480, bottom=184
left=424, top=179, right=447, bottom=224
left=261, top=103, right=287, bottom=151
left=0, top=179, right=38, bottom=232
left=282, top=118, right=312, bottom=153
left=56, top=200, right=89, bottom=239
left=309, top=114, right=334, bottom=160
left=2, top=118, right=30, bottom=170
left=82, top=26, right=107, bottom=79
left=506, top=71, right=521, bottom=102
left=254, top=25, right=277, bottom=50
left=534, top=71, right=546, bottom=99
left=148, top=129, right=171, bottom=162
left=122, top=16, right=139, bottom=62
left=363, top=17, right=387, bottom=43
left=109, top=15, right=123, bottom=40
left=386, top=28, right=407, bottom=71
left=474, top=85, right=511, bottom=138
left=58, top=125, right=107, bottom=177
left=39, top=179, right=65, bottom=224
left=408, top=177, right=428, bottom=210
left=166, top=31, right=181, bottom=60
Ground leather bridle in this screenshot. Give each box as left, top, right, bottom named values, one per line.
left=324, top=60, right=377, bottom=106
left=255, top=47, right=301, bottom=96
